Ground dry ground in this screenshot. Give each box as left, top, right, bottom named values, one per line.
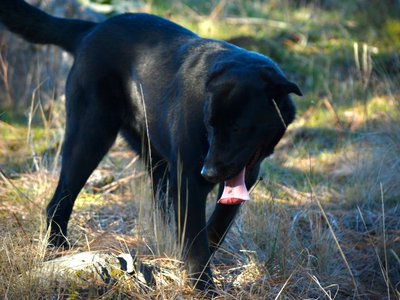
left=0, top=0, right=399, bottom=299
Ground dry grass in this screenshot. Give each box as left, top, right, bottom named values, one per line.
left=1, top=88, right=399, bottom=299
left=1, top=0, right=400, bottom=299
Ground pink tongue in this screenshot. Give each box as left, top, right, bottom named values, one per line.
left=217, top=168, right=250, bottom=205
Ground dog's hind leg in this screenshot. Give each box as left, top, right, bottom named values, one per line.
left=150, top=158, right=171, bottom=222
left=47, top=76, right=122, bottom=247
left=120, top=130, right=171, bottom=222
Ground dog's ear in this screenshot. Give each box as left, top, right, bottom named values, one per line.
left=205, top=61, right=234, bottom=92
left=276, top=80, right=303, bottom=96
left=275, top=80, right=302, bottom=96
left=261, top=68, right=303, bottom=97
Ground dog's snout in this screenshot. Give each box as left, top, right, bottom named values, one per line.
left=201, top=165, right=219, bottom=183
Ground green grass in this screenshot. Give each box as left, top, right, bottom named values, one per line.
left=1, top=0, right=399, bottom=299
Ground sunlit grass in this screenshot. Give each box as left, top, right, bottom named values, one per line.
left=0, top=0, right=399, bottom=298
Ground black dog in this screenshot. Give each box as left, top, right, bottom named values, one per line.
left=0, top=0, right=301, bottom=291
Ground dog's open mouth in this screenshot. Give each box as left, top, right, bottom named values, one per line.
left=217, top=148, right=262, bottom=205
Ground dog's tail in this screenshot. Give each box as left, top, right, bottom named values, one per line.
left=0, top=0, right=96, bottom=54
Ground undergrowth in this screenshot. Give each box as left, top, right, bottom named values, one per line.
left=0, top=0, right=399, bottom=299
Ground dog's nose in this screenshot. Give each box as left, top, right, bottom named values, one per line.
left=201, top=165, right=219, bottom=183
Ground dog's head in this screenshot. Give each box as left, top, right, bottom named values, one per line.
left=201, top=55, right=302, bottom=183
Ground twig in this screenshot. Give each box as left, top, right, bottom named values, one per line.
left=210, top=0, right=227, bottom=19
left=322, top=98, right=343, bottom=131
left=0, top=119, right=17, bottom=130
left=0, top=168, right=34, bottom=203
left=188, top=15, right=289, bottom=29
left=225, top=16, right=288, bottom=28
left=12, top=212, right=29, bottom=239
left=272, top=99, right=287, bottom=129
left=93, top=172, right=146, bottom=193
left=274, top=271, right=295, bottom=300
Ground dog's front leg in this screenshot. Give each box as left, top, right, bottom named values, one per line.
left=207, top=201, right=241, bottom=254
left=169, top=170, right=215, bottom=292
left=207, top=163, right=261, bottom=254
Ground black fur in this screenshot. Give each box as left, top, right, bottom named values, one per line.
left=0, top=0, right=301, bottom=291
left=0, top=0, right=95, bottom=53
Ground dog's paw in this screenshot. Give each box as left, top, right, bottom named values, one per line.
left=191, top=278, right=218, bottom=298
left=48, top=233, right=70, bottom=249
left=187, top=267, right=218, bottom=297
